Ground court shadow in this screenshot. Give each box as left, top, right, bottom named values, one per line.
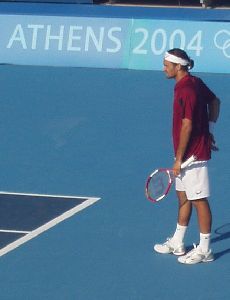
left=212, top=223, right=230, bottom=243
left=213, top=248, right=230, bottom=260
left=211, top=223, right=230, bottom=260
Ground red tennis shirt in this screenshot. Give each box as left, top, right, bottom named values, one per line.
left=173, top=74, right=216, bottom=161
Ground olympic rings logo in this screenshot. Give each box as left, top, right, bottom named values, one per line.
left=214, top=30, right=230, bottom=58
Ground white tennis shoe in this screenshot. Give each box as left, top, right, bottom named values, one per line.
left=178, top=244, right=214, bottom=264
left=154, top=238, right=186, bottom=256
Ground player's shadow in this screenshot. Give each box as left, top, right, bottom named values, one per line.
left=211, top=223, right=230, bottom=260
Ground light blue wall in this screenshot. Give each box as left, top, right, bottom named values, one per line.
left=0, top=3, right=230, bottom=73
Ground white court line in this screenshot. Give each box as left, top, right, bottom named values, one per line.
left=0, top=191, right=97, bottom=199
left=0, top=192, right=100, bottom=257
left=0, top=229, right=31, bottom=234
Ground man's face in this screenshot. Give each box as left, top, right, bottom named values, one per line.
left=163, top=59, right=178, bottom=79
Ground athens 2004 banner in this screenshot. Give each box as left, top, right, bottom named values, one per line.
left=0, top=14, right=229, bottom=73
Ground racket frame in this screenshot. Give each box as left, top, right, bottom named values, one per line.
left=145, top=168, right=174, bottom=202
left=145, top=155, right=196, bottom=203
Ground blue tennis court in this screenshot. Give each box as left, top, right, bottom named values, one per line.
left=0, top=64, right=229, bottom=299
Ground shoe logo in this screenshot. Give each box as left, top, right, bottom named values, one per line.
left=214, top=30, right=230, bottom=58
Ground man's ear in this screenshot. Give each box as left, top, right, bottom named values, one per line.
left=176, top=64, right=182, bottom=71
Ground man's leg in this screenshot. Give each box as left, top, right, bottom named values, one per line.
left=178, top=198, right=214, bottom=264
left=176, top=190, right=192, bottom=226
left=192, top=198, right=212, bottom=233
left=192, top=198, right=212, bottom=252
left=153, top=191, right=191, bottom=255
left=170, top=191, right=192, bottom=244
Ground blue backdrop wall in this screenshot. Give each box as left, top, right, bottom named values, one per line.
left=0, top=3, right=230, bottom=73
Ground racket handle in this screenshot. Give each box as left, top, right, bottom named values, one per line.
left=181, top=155, right=196, bottom=169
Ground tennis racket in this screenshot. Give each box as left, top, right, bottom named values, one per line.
left=145, top=155, right=196, bottom=203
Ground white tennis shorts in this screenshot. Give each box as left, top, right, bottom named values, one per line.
left=175, top=161, right=210, bottom=200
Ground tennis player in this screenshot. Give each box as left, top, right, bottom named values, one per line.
left=154, top=48, right=220, bottom=264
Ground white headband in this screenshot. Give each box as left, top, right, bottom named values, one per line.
left=164, top=52, right=189, bottom=66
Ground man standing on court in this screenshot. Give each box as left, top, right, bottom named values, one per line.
left=154, top=48, right=220, bottom=264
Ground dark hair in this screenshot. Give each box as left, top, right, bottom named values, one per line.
left=167, top=48, right=194, bottom=70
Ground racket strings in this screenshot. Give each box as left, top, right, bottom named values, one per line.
left=147, top=170, right=172, bottom=201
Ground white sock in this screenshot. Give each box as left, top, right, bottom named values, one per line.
left=172, top=223, right=187, bottom=244
left=199, top=233, right=211, bottom=253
